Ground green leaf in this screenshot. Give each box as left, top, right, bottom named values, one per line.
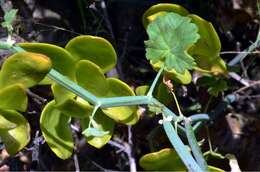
left=139, top=148, right=186, bottom=171
left=3, top=9, right=18, bottom=24
left=102, top=78, right=139, bottom=125
left=197, top=76, right=228, bottom=96
left=0, top=109, right=30, bottom=155
left=0, top=52, right=52, bottom=88
left=40, top=101, right=73, bottom=159
left=55, top=98, right=93, bottom=118
left=66, top=35, right=117, bottom=73
left=188, top=14, right=227, bottom=75
left=142, top=3, right=189, bottom=28
left=18, top=43, right=77, bottom=80
left=145, top=12, right=200, bottom=74
left=0, top=114, right=16, bottom=130
left=75, top=60, right=109, bottom=97
left=51, top=83, right=76, bottom=105
left=135, top=85, right=149, bottom=96
left=156, top=83, right=172, bottom=105
left=82, top=127, right=109, bottom=137
left=81, top=109, right=114, bottom=148
left=0, top=84, right=27, bottom=112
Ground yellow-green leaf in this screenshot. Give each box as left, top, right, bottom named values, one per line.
left=139, top=148, right=186, bottom=171
left=142, top=3, right=189, bottom=28
left=135, top=85, right=149, bottom=96
left=0, top=113, right=16, bottom=130
left=102, top=78, right=139, bottom=125
left=55, top=98, right=93, bottom=118
left=75, top=60, right=109, bottom=97
left=66, top=35, right=117, bottom=73
left=18, top=42, right=76, bottom=80
left=0, top=84, right=27, bottom=112
left=81, top=109, right=114, bottom=148
left=0, top=52, right=52, bottom=88
left=40, top=101, right=73, bottom=159
left=0, top=109, right=30, bottom=155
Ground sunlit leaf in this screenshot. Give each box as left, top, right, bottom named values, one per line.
left=66, top=35, right=117, bottom=73
left=102, top=78, right=139, bottom=125
left=0, top=52, right=52, bottom=88
left=75, top=60, right=109, bottom=97
left=0, top=113, right=16, bottom=130
left=40, top=101, right=73, bottom=159
left=0, top=84, right=27, bottom=112
left=145, top=13, right=200, bottom=74
left=142, top=3, right=189, bottom=28
left=0, top=109, right=30, bottom=155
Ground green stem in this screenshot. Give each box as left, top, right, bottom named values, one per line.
left=5, top=44, right=205, bottom=172
left=147, top=66, right=164, bottom=97
left=88, top=105, right=100, bottom=128
left=185, top=118, right=208, bottom=171
left=171, top=91, right=183, bottom=117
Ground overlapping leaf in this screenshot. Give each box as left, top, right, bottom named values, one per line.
left=145, top=13, right=200, bottom=74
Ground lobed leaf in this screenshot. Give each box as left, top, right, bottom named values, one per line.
left=145, top=13, right=200, bottom=74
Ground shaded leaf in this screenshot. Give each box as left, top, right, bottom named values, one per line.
left=0, top=84, right=27, bottom=112
left=0, top=109, right=30, bottom=155
left=0, top=52, right=52, bottom=88
left=81, top=108, right=114, bottom=148
left=197, top=76, right=228, bottom=96
left=40, top=101, right=73, bottom=159
left=0, top=114, right=16, bottom=130
left=145, top=13, right=199, bottom=73
left=66, top=35, right=117, bottom=73
left=139, top=148, right=186, bottom=171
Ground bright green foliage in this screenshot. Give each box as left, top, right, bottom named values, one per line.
left=0, top=84, right=27, bottom=112
left=0, top=52, right=52, bottom=88
left=0, top=115, right=16, bottom=130
left=1, top=9, right=17, bottom=33
left=18, top=43, right=76, bottom=79
left=197, top=76, right=228, bottom=96
left=102, top=78, right=139, bottom=125
left=65, top=35, right=117, bottom=73
left=40, top=101, right=74, bottom=159
left=81, top=108, right=115, bottom=148
left=139, top=148, right=186, bottom=171
left=75, top=60, right=139, bottom=125
left=55, top=98, right=93, bottom=118
left=76, top=60, right=109, bottom=97
left=145, top=13, right=200, bottom=74
left=0, top=109, right=30, bottom=155
left=142, top=3, right=189, bottom=28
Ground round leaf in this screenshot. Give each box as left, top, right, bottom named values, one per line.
left=145, top=13, right=200, bottom=74
left=142, top=3, right=189, bottom=28
left=0, top=52, right=52, bottom=88
left=81, top=109, right=115, bottom=148
left=139, top=148, right=186, bottom=171
left=0, top=84, right=27, bottom=112
left=0, top=114, right=16, bottom=130
left=0, top=109, right=30, bottom=155
left=40, top=101, right=73, bottom=159
left=55, top=98, right=93, bottom=118
left=66, top=35, right=117, bottom=73
left=18, top=42, right=77, bottom=80
left=75, top=60, right=109, bottom=97
left=102, top=78, right=139, bottom=125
